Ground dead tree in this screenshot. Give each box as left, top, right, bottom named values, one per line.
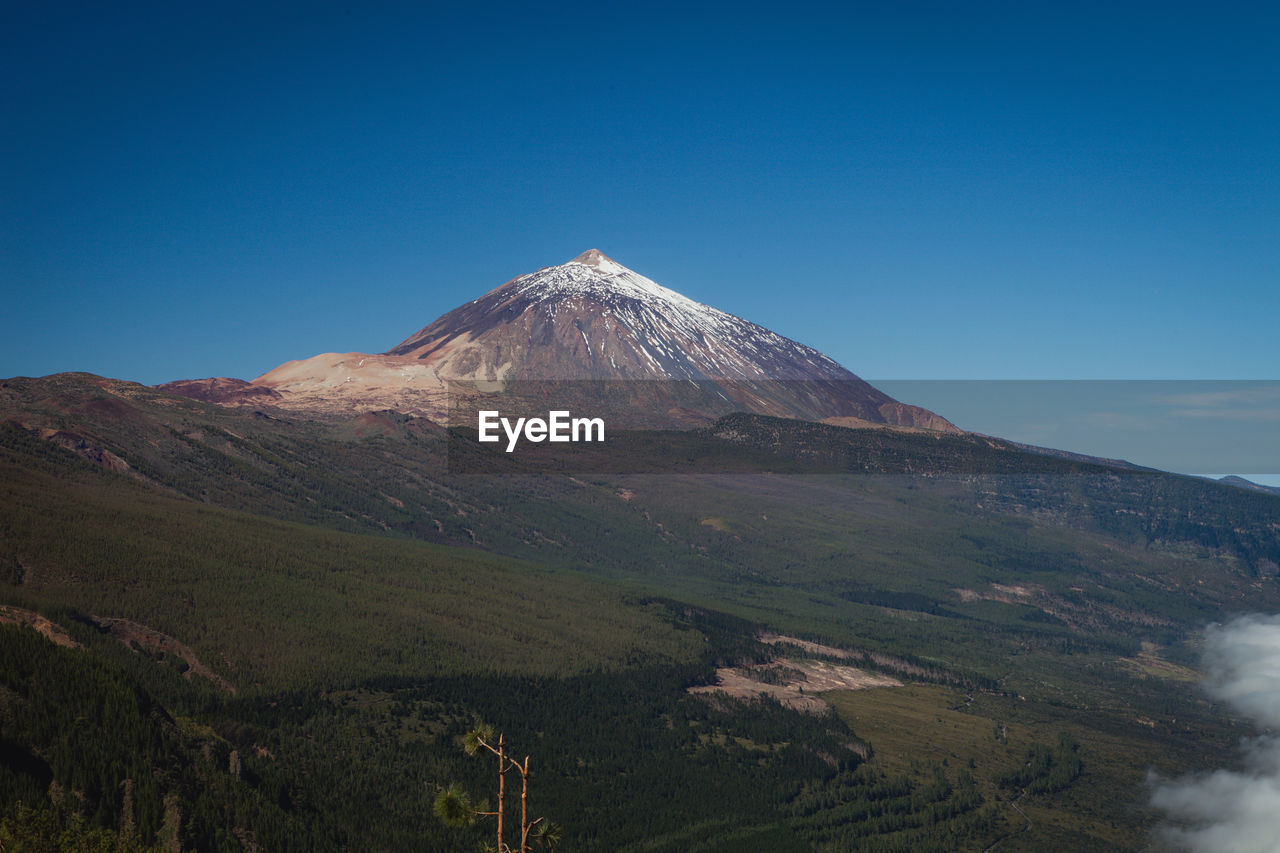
left=433, top=724, right=561, bottom=852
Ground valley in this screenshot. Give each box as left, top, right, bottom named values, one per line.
left=1, top=369, right=1276, bottom=850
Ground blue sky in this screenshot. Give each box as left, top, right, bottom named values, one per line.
left=4, top=1, right=1277, bottom=395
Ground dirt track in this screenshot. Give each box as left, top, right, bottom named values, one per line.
left=0, top=605, right=79, bottom=648
left=690, top=659, right=901, bottom=713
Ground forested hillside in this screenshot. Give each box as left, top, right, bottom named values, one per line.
left=2, top=374, right=1277, bottom=849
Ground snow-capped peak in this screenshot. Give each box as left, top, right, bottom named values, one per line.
left=261, top=248, right=954, bottom=430
left=568, top=248, right=628, bottom=275
left=494, top=249, right=846, bottom=381
left=516, top=250, right=709, bottom=313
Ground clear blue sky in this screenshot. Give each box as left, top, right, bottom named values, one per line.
left=4, top=1, right=1277, bottom=388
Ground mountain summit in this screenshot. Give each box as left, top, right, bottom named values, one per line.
left=568, top=247, right=625, bottom=269
left=387, top=249, right=852, bottom=383
left=245, top=250, right=955, bottom=429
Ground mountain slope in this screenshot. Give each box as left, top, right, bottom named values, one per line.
left=247, top=250, right=955, bottom=428
left=4, top=370, right=1280, bottom=850
left=389, top=248, right=857, bottom=382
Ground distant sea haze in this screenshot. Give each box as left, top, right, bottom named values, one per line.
left=871, top=380, right=1280, bottom=479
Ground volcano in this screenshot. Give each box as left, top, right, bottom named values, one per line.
left=237, top=250, right=955, bottom=429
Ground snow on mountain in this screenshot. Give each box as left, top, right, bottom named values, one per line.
left=246, top=250, right=955, bottom=430
left=387, top=249, right=853, bottom=383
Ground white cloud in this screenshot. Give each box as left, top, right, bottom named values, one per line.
left=1150, top=615, right=1280, bottom=852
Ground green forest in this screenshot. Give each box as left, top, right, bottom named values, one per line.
left=1, top=374, right=1276, bottom=849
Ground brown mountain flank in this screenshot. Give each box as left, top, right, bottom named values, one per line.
left=196, top=251, right=956, bottom=430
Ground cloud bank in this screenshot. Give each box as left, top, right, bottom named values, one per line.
left=1150, top=615, right=1280, bottom=852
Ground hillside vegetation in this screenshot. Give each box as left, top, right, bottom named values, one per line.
left=1, top=373, right=1277, bottom=849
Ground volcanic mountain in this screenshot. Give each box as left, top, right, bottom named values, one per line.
left=245, top=250, right=955, bottom=429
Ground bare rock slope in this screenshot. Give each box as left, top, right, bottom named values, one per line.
left=245, top=250, right=955, bottom=429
